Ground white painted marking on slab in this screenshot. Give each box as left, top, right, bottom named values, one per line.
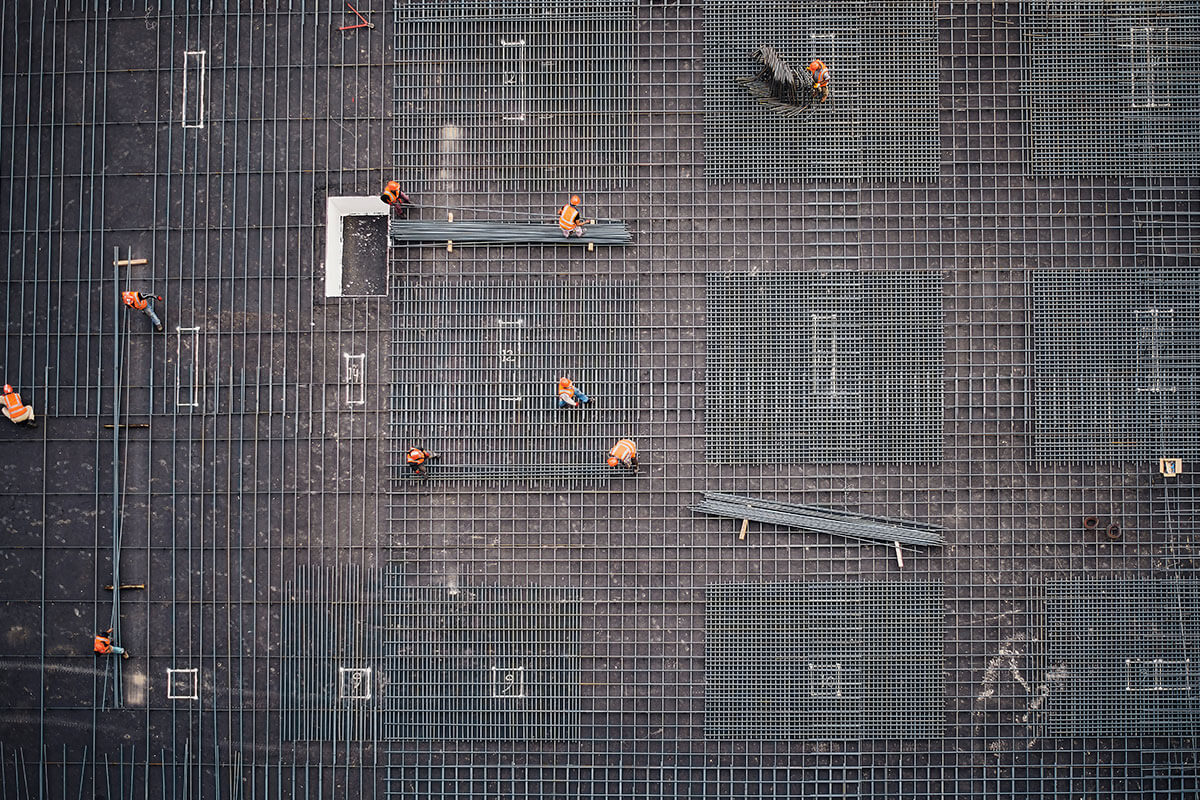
left=491, top=665, right=525, bottom=698
left=182, top=50, right=207, bottom=128
left=338, top=667, right=372, bottom=700
left=167, top=667, right=199, bottom=700
left=325, top=195, right=390, bottom=297
left=497, top=318, right=524, bottom=403
left=175, top=326, right=201, bottom=408
left=501, top=39, right=527, bottom=122
left=344, top=353, right=366, bottom=406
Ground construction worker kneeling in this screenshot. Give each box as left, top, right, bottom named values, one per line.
left=406, top=446, right=439, bottom=476
left=2, top=384, right=36, bottom=428
left=607, top=438, right=638, bottom=470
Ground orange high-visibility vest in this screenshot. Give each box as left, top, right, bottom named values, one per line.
left=808, top=60, right=829, bottom=88
left=558, top=378, right=575, bottom=402
left=3, top=391, right=23, bottom=416
left=608, top=439, right=636, bottom=466
left=122, top=291, right=148, bottom=310
left=406, top=448, right=427, bottom=466
left=559, top=204, right=581, bottom=232
left=382, top=181, right=403, bottom=205
left=94, top=635, right=113, bottom=654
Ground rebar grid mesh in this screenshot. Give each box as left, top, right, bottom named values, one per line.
left=1, top=1, right=1200, bottom=799
left=392, top=0, right=634, bottom=193
left=1026, top=0, right=1200, bottom=177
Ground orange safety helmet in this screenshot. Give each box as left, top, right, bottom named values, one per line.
left=3, top=384, right=12, bottom=394
left=606, top=455, right=618, bottom=467
left=570, top=195, right=581, bottom=206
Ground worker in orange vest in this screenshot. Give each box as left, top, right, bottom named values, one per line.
left=807, top=59, right=830, bottom=102
left=607, top=438, right=638, bottom=470
left=121, top=290, right=164, bottom=332
left=558, top=195, right=590, bottom=238
left=94, top=628, right=129, bottom=660
left=406, top=446, right=439, bottom=475
left=2, top=384, right=36, bottom=428
left=557, top=376, right=591, bottom=408
left=381, top=181, right=411, bottom=218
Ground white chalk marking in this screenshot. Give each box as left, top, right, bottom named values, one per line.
left=167, top=667, right=200, bottom=700
left=344, top=353, right=366, bottom=406
left=501, top=39, right=527, bottom=122
left=182, top=50, right=207, bottom=128
left=491, top=665, right=525, bottom=698
left=338, top=667, right=372, bottom=700
left=175, top=326, right=201, bottom=408
left=497, top=318, right=524, bottom=403
left=1129, top=27, right=1171, bottom=109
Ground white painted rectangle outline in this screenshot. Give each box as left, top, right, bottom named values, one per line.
left=1125, top=657, right=1191, bottom=692
left=344, top=353, right=366, bottom=406
left=501, top=39, right=527, bottom=122
left=338, top=667, right=372, bottom=700
left=325, top=196, right=391, bottom=297
left=182, top=50, right=207, bottom=128
left=811, top=313, right=839, bottom=397
left=175, top=326, right=201, bottom=408
left=167, top=668, right=199, bottom=700
left=491, top=665, right=525, bottom=698
left=497, top=318, right=524, bottom=403
left=1130, top=27, right=1171, bottom=109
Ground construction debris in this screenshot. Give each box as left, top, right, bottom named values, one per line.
left=736, top=45, right=818, bottom=117
left=692, top=492, right=944, bottom=547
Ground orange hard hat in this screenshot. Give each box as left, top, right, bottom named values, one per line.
left=607, top=456, right=618, bottom=467
left=3, top=384, right=11, bottom=394
left=570, top=195, right=581, bottom=206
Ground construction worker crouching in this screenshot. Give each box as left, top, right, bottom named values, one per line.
left=2, top=384, right=36, bottom=428
left=94, top=629, right=129, bottom=660
left=558, top=195, right=589, bottom=238
left=807, top=59, right=830, bottom=102
left=607, top=438, right=638, bottom=470
left=557, top=377, right=591, bottom=408
left=122, top=290, right=165, bottom=332
left=381, top=181, right=411, bottom=218
left=406, top=446, right=439, bottom=476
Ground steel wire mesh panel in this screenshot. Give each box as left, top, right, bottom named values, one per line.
left=706, top=271, right=943, bottom=463
left=389, top=280, right=639, bottom=480
left=384, top=583, right=581, bottom=741
left=705, top=581, right=944, bottom=740
left=1025, top=1, right=1200, bottom=177
left=281, top=565, right=382, bottom=742
left=1032, top=267, right=1200, bottom=461
left=393, top=0, right=633, bottom=192
left=703, top=0, right=938, bottom=180
left=1044, top=579, right=1200, bottom=736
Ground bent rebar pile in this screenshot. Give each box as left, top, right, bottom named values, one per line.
left=388, top=220, right=632, bottom=246
left=691, top=492, right=945, bottom=546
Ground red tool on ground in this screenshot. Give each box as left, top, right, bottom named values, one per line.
left=339, top=3, right=374, bottom=30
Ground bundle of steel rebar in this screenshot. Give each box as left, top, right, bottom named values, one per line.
left=388, top=220, right=632, bottom=246
left=691, top=492, right=945, bottom=546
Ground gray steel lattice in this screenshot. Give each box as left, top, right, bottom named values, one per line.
left=392, top=0, right=633, bottom=192
left=281, top=565, right=382, bottom=742
left=705, top=581, right=944, bottom=740
left=705, top=271, right=943, bottom=463
left=389, top=280, right=639, bottom=481
left=703, top=0, right=939, bottom=180
left=384, top=580, right=582, bottom=741
left=1026, top=1, right=1200, bottom=176
left=1032, top=267, right=1200, bottom=461
left=1044, top=579, right=1200, bottom=736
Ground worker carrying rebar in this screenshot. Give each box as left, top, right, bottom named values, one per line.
left=406, top=446, right=439, bottom=476
left=381, top=181, right=412, bottom=218
left=94, top=628, right=129, bottom=660
left=558, top=195, right=591, bottom=238
left=807, top=59, right=830, bottom=102
left=2, top=384, right=36, bottom=428
left=122, top=291, right=164, bottom=332
left=557, top=377, right=591, bottom=408
left=607, top=438, right=638, bottom=470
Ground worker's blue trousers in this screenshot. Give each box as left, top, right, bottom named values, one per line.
left=141, top=301, right=162, bottom=330
left=558, top=390, right=589, bottom=407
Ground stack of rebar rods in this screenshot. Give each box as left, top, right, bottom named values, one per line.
left=691, top=492, right=945, bottom=546
left=388, top=220, right=632, bottom=246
